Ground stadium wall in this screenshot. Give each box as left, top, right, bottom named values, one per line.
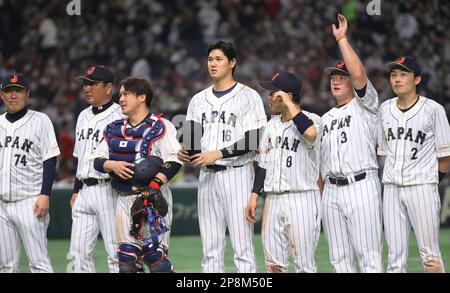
left=48, top=185, right=450, bottom=238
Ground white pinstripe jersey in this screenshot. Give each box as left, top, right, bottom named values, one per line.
left=258, top=112, right=322, bottom=192
left=0, top=110, right=60, bottom=201
left=186, top=83, right=267, bottom=166
left=378, top=96, right=450, bottom=185
left=320, top=80, right=379, bottom=178
left=73, top=103, right=123, bottom=180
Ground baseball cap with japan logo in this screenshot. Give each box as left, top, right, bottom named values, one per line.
left=1, top=73, right=30, bottom=90
left=75, top=65, right=114, bottom=84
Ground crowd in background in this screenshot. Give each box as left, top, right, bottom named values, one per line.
left=1, top=0, right=449, bottom=186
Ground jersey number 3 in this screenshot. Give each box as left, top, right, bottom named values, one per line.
left=14, top=154, right=27, bottom=166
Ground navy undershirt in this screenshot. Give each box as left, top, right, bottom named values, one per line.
left=92, top=99, right=113, bottom=115
left=212, top=83, right=237, bottom=98
left=5, top=107, right=28, bottom=122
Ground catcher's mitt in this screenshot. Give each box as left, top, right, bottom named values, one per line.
left=131, top=188, right=168, bottom=217
left=130, top=188, right=169, bottom=240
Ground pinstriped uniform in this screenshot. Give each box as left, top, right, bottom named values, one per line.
left=320, top=80, right=383, bottom=273
left=187, top=83, right=267, bottom=273
left=69, top=103, right=123, bottom=273
left=258, top=112, right=322, bottom=273
left=378, top=96, right=450, bottom=272
left=0, top=110, right=60, bottom=272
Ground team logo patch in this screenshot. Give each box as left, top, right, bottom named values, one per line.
left=396, top=56, right=406, bottom=64
left=119, top=141, right=128, bottom=148
left=11, top=74, right=18, bottom=83
left=87, top=66, right=96, bottom=75
left=336, top=60, right=345, bottom=68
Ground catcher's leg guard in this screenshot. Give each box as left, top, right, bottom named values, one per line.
left=142, top=244, right=174, bottom=273
left=117, top=243, right=142, bottom=273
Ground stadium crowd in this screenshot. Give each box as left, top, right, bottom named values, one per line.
left=1, top=0, right=449, bottom=185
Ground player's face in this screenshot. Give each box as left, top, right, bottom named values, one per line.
left=82, top=81, right=111, bottom=106
left=389, top=69, right=421, bottom=96
left=0, top=87, right=29, bottom=113
left=207, top=49, right=236, bottom=81
left=119, top=85, right=143, bottom=116
left=268, top=91, right=284, bottom=113
left=330, top=74, right=353, bottom=101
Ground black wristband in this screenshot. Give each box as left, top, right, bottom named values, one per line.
left=158, top=161, right=182, bottom=181
left=252, top=165, right=266, bottom=196
left=439, top=171, right=446, bottom=183
left=292, top=111, right=314, bottom=134
left=220, top=149, right=251, bottom=158
left=94, top=158, right=107, bottom=173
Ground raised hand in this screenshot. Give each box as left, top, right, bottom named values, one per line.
left=332, top=13, right=348, bottom=39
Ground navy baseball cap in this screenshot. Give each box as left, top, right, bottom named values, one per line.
left=324, top=60, right=350, bottom=75
left=75, top=65, right=114, bottom=84
left=259, top=72, right=302, bottom=96
left=1, top=73, right=30, bottom=90
left=385, top=56, right=422, bottom=76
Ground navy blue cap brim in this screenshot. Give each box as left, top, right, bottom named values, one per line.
left=259, top=80, right=279, bottom=91
left=385, top=62, right=416, bottom=74
left=75, top=76, right=105, bottom=83
left=1, top=84, right=29, bottom=90
left=324, top=67, right=350, bottom=75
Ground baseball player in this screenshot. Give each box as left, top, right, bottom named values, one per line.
left=177, top=40, right=267, bottom=273
left=68, top=66, right=123, bottom=273
left=92, top=76, right=182, bottom=273
left=0, top=73, right=60, bottom=273
left=245, top=72, right=322, bottom=273
left=320, top=14, right=383, bottom=273
left=379, top=56, right=450, bottom=273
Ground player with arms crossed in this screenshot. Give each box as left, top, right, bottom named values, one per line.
left=93, top=77, right=182, bottom=273
left=178, top=41, right=267, bottom=273
left=245, top=72, right=322, bottom=273
left=379, top=56, right=450, bottom=273
left=320, top=14, right=383, bottom=273
left=0, top=73, right=60, bottom=272
left=69, top=66, right=123, bottom=273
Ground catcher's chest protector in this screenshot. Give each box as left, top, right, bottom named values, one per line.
left=105, top=114, right=166, bottom=192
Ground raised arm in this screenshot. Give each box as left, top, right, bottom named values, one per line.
left=333, top=14, right=368, bottom=90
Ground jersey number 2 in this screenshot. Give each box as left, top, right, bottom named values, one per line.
left=14, top=154, right=27, bottom=166
left=411, top=148, right=418, bottom=160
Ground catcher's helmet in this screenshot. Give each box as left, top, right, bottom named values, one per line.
left=131, top=156, right=164, bottom=188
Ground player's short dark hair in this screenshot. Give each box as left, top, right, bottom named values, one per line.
left=207, top=40, right=237, bottom=74
left=292, top=93, right=301, bottom=104
left=120, top=77, right=154, bottom=107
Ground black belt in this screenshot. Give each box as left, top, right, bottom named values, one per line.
left=82, top=178, right=111, bottom=186
left=328, top=172, right=366, bottom=186
left=205, top=164, right=244, bottom=172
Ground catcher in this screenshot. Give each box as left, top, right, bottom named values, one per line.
left=92, top=77, right=182, bottom=273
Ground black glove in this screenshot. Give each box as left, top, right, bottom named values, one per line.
left=146, top=187, right=168, bottom=217
left=129, top=189, right=168, bottom=240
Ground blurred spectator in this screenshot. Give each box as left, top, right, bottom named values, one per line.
left=0, top=0, right=448, bottom=181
